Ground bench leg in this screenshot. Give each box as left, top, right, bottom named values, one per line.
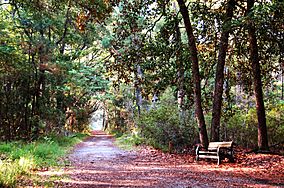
left=196, top=155, right=199, bottom=162
left=229, top=156, right=234, bottom=163
left=217, top=157, right=220, bottom=165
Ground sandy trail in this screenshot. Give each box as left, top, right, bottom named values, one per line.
left=68, top=132, right=127, bottom=163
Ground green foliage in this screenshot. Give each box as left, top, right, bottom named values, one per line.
left=115, top=133, right=144, bottom=150
left=137, top=88, right=197, bottom=152
left=0, top=1, right=109, bottom=140
left=90, top=0, right=284, bottom=152
left=0, top=156, right=35, bottom=187
left=0, top=0, right=283, bottom=159
left=0, top=133, right=87, bottom=187
left=266, top=103, right=284, bottom=148
left=225, top=109, right=258, bottom=148
left=222, top=103, right=284, bottom=149
left=105, top=84, right=136, bottom=135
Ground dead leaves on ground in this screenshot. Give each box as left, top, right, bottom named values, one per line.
left=135, top=145, right=284, bottom=186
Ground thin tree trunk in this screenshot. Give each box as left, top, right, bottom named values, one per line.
left=102, top=106, right=108, bottom=131
left=175, top=17, right=185, bottom=111
left=281, top=57, right=283, bottom=100
left=281, top=38, right=284, bottom=100
left=135, top=64, right=143, bottom=116
left=247, top=0, right=269, bottom=151
left=177, top=0, right=209, bottom=148
left=211, top=0, right=235, bottom=141
left=173, top=2, right=185, bottom=112
left=175, top=16, right=186, bottom=127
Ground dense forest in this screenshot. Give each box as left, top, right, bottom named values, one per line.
left=0, top=0, right=283, bottom=153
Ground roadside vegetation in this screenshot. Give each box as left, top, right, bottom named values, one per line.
left=0, top=133, right=87, bottom=187
left=109, top=87, right=284, bottom=154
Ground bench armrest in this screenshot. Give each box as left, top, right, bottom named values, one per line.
left=217, top=146, right=221, bottom=156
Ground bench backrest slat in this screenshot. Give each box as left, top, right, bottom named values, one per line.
left=208, top=141, right=233, bottom=149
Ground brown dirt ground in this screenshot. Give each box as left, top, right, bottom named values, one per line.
left=34, top=131, right=284, bottom=188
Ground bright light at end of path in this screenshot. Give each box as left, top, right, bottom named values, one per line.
left=90, top=108, right=104, bottom=130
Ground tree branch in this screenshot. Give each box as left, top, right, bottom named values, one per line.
left=56, top=0, right=71, bottom=46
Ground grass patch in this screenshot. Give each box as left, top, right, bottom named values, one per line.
left=115, top=133, right=144, bottom=150
left=0, top=133, right=87, bottom=187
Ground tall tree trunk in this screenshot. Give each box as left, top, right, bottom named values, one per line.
left=177, top=0, right=209, bottom=148
left=103, top=102, right=109, bottom=131
left=247, top=0, right=269, bottom=151
left=211, top=0, right=235, bottom=141
left=281, top=34, right=284, bottom=101
left=280, top=55, right=284, bottom=100
left=173, top=2, right=185, bottom=112
left=175, top=17, right=185, bottom=112
left=135, top=64, right=143, bottom=116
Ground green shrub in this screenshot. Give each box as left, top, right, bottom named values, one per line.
left=224, top=110, right=258, bottom=148
left=32, top=142, right=63, bottom=166
left=136, top=87, right=197, bottom=152
left=115, top=133, right=144, bottom=150
left=222, top=103, right=284, bottom=149
left=266, top=103, right=284, bottom=149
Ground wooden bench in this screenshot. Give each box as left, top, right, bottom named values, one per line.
left=196, top=141, right=234, bottom=165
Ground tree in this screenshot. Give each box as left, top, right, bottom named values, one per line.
left=211, top=0, right=236, bottom=141
left=246, top=0, right=269, bottom=151
left=177, top=0, right=209, bottom=148
left=0, top=0, right=110, bottom=140
left=175, top=10, right=185, bottom=112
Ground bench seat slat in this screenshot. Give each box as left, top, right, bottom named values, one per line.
left=198, top=155, right=219, bottom=159
left=198, top=151, right=218, bottom=154
left=208, top=141, right=233, bottom=148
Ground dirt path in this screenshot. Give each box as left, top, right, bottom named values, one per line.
left=50, top=131, right=283, bottom=188
left=68, top=131, right=128, bottom=163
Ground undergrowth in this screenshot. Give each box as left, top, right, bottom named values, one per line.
left=0, top=133, right=87, bottom=187
left=114, top=133, right=144, bottom=150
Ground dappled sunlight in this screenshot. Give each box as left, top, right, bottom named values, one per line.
left=60, top=179, right=157, bottom=187
left=35, top=169, right=66, bottom=177
left=94, top=134, right=113, bottom=138
left=36, top=168, right=110, bottom=176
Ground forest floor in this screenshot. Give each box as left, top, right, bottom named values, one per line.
left=34, top=131, right=284, bottom=188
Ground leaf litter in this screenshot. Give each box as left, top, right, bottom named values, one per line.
left=32, top=131, right=284, bottom=188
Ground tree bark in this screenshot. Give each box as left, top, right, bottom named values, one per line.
left=177, top=0, right=209, bottom=148
left=281, top=57, right=284, bottom=100
left=211, top=0, right=235, bottom=141
left=135, top=64, right=143, bottom=116
left=175, top=16, right=185, bottom=111
left=247, top=0, right=269, bottom=151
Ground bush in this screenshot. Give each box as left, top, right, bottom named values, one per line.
left=224, top=110, right=258, bottom=148
left=136, top=87, right=197, bottom=152
left=115, top=133, right=144, bottom=150
left=222, top=103, right=284, bottom=149
left=266, top=103, right=284, bottom=149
